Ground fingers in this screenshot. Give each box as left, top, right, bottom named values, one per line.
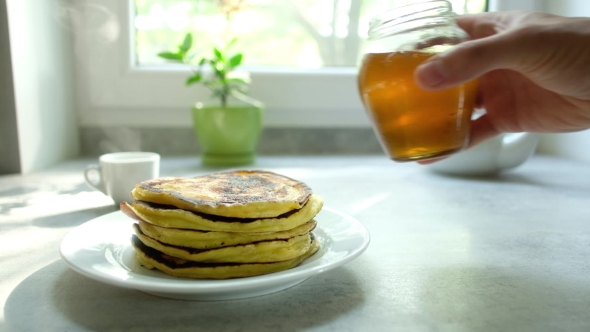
left=414, top=33, right=513, bottom=91
left=456, top=13, right=505, bottom=39
left=412, top=12, right=552, bottom=93
left=417, top=157, right=446, bottom=165
left=454, top=11, right=526, bottom=37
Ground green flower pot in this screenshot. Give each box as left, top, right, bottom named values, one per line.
left=191, top=95, right=263, bottom=166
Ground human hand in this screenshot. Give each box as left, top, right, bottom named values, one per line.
left=414, top=11, right=590, bottom=149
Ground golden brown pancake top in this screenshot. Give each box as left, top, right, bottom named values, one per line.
left=131, top=170, right=313, bottom=218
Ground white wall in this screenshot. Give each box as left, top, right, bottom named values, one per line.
left=484, top=0, right=590, bottom=162
left=535, top=0, right=590, bottom=162
left=545, top=0, right=590, bottom=16
left=6, top=0, right=78, bottom=173
left=490, top=0, right=546, bottom=11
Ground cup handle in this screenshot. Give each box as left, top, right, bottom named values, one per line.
left=84, top=164, right=107, bottom=195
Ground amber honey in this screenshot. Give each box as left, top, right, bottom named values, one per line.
left=358, top=51, right=478, bottom=162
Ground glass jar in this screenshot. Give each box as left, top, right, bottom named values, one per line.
left=358, top=0, right=479, bottom=162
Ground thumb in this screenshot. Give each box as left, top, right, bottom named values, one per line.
left=414, top=32, right=527, bottom=90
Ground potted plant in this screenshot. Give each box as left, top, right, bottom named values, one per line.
left=157, top=3, right=263, bottom=166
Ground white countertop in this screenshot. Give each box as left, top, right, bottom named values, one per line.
left=1, top=155, right=590, bottom=332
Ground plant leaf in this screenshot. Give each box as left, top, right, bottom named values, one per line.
left=157, top=52, right=183, bottom=61
left=213, top=47, right=224, bottom=61
left=186, top=53, right=199, bottom=62
left=213, top=61, right=226, bottom=78
left=228, top=53, right=243, bottom=69
left=234, top=86, right=248, bottom=94
left=186, top=74, right=202, bottom=86
left=227, top=77, right=250, bottom=85
left=179, top=33, right=193, bottom=53
left=226, top=37, right=238, bottom=49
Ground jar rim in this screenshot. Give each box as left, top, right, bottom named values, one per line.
left=368, top=0, right=455, bottom=40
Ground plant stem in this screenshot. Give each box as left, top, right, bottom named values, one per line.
left=221, top=92, right=227, bottom=108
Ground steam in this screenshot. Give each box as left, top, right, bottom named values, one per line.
left=53, top=2, right=143, bottom=154
left=53, top=2, right=120, bottom=43
left=97, top=127, right=142, bottom=154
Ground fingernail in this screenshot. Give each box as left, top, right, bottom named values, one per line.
left=416, top=59, right=447, bottom=88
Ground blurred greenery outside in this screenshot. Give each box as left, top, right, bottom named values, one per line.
left=135, top=0, right=487, bottom=69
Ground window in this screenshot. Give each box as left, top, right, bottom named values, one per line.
left=134, top=0, right=487, bottom=68
left=73, top=0, right=514, bottom=129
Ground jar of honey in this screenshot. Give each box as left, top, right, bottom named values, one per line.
left=358, top=0, right=478, bottom=162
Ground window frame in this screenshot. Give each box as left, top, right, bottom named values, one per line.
left=75, top=0, right=533, bottom=129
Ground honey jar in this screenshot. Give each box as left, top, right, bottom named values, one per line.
left=358, top=0, right=478, bottom=162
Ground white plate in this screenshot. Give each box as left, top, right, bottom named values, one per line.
left=60, top=207, right=370, bottom=301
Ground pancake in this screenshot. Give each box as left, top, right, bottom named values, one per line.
left=121, top=193, right=323, bottom=233
left=131, top=170, right=312, bottom=218
left=132, top=234, right=320, bottom=279
left=134, top=218, right=317, bottom=250
left=133, top=225, right=312, bottom=263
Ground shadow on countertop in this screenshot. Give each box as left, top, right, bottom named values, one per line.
left=4, top=260, right=366, bottom=332
left=31, top=205, right=118, bottom=228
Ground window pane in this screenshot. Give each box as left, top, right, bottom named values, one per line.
left=134, top=0, right=487, bottom=68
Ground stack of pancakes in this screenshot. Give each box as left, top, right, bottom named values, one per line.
left=121, top=170, right=323, bottom=279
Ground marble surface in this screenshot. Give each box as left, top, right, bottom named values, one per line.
left=1, top=155, right=590, bottom=332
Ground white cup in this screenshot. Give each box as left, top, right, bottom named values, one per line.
left=84, top=152, right=160, bottom=206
